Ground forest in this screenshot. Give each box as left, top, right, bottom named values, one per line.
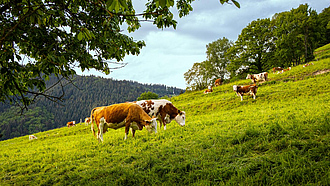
left=0, top=75, right=184, bottom=141
left=184, top=4, right=330, bottom=91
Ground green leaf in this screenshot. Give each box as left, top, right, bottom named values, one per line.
left=232, top=0, right=240, bottom=8
left=77, top=32, right=84, bottom=41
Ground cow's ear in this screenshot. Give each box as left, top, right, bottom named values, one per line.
left=178, top=110, right=181, bottom=114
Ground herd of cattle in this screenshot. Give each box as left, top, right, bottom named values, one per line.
left=28, top=63, right=314, bottom=142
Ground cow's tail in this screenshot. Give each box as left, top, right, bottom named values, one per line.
left=90, top=108, right=97, bottom=138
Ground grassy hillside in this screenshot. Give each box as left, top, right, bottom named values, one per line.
left=1, top=58, right=329, bottom=185
left=314, top=43, right=330, bottom=60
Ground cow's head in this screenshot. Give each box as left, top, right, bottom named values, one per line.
left=233, top=85, right=239, bottom=92
left=174, top=110, right=186, bottom=126
left=246, top=74, right=251, bottom=79
left=144, top=118, right=157, bottom=134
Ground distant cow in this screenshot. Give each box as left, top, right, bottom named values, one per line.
left=204, top=86, right=213, bottom=94
left=135, top=99, right=185, bottom=130
left=214, top=78, right=222, bottom=86
left=85, top=117, right=91, bottom=125
left=29, top=135, right=37, bottom=140
left=272, top=67, right=283, bottom=73
left=246, top=72, right=268, bottom=83
left=233, top=84, right=258, bottom=101
left=279, top=67, right=291, bottom=74
left=303, top=63, right=314, bottom=67
left=91, top=103, right=157, bottom=142
left=67, top=121, right=75, bottom=127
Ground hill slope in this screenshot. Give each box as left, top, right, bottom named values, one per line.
left=0, top=75, right=184, bottom=141
left=0, top=58, right=329, bottom=185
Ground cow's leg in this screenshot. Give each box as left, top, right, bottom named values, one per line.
left=132, top=129, right=136, bottom=137
left=98, top=117, right=105, bottom=142
left=240, top=94, right=243, bottom=101
left=124, top=121, right=130, bottom=140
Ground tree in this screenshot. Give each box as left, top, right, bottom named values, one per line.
left=272, top=4, right=319, bottom=65
left=226, top=18, right=275, bottom=78
left=184, top=61, right=209, bottom=91
left=137, top=91, right=158, bottom=101
left=318, top=6, right=330, bottom=47
left=205, top=37, right=233, bottom=82
left=0, top=0, right=241, bottom=110
left=184, top=37, right=232, bottom=91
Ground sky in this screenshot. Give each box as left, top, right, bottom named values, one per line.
left=76, top=0, right=329, bottom=89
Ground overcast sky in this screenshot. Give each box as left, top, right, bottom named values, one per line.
left=76, top=0, right=329, bottom=89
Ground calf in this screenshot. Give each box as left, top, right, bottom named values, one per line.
left=91, top=103, right=157, bottom=142
left=67, top=121, right=75, bottom=127
left=303, top=63, right=314, bottom=67
left=85, top=117, right=91, bottom=125
left=233, top=84, right=258, bottom=101
left=272, top=67, right=283, bottom=73
left=246, top=72, right=268, bottom=83
left=279, top=67, right=291, bottom=74
left=204, top=86, right=213, bottom=94
left=29, top=135, right=37, bottom=140
left=214, top=78, right=222, bottom=86
left=135, top=99, right=185, bottom=130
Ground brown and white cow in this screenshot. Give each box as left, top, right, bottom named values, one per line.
left=135, top=99, right=185, bottom=130
left=67, top=121, right=75, bottom=127
left=204, top=86, right=213, bottom=94
left=303, top=63, right=314, bottom=67
left=233, top=84, right=258, bottom=101
left=272, top=67, right=283, bottom=73
left=246, top=72, right=268, bottom=83
left=29, top=135, right=37, bottom=140
left=90, top=102, right=157, bottom=142
left=278, top=67, right=291, bottom=74
left=85, top=117, right=91, bottom=125
left=214, top=78, right=222, bottom=86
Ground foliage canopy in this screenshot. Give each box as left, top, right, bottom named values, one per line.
left=0, top=0, right=240, bottom=110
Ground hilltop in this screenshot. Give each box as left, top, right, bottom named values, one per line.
left=0, top=56, right=329, bottom=185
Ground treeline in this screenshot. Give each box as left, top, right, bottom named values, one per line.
left=0, top=75, right=184, bottom=141
left=185, top=4, right=330, bottom=91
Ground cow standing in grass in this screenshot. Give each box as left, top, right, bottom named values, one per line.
left=233, top=84, right=258, bottom=101
left=90, top=103, right=157, bottom=142
left=135, top=99, right=185, bottom=130
left=246, top=72, right=268, bottom=83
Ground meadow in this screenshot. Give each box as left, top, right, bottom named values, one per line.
left=1, top=58, right=329, bottom=185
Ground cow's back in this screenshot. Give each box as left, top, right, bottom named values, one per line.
left=94, top=103, right=135, bottom=124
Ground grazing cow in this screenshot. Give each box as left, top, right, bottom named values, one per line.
left=29, top=135, right=37, bottom=140
left=279, top=67, right=291, bottom=74
left=272, top=67, right=283, bottom=73
left=85, top=117, right=91, bottom=125
left=91, top=103, right=157, bottom=142
left=214, top=78, right=222, bottom=86
left=135, top=99, right=186, bottom=130
left=67, top=121, right=75, bottom=127
left=303, top=63, right=314, bottom=67
left=246, top=72, right=268, bottom=83
left=204, top=86, right=213, bottom=94
left=233, top=84, right=258, bottom=101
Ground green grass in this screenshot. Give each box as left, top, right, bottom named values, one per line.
left=314, top=43, right=330, bottom=60
left=1, top=58, right=330, bottom=185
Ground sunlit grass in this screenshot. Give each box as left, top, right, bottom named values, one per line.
left=1, top=59, right=330, bottom=185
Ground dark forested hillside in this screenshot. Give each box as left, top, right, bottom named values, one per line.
left=0, top=75, right=184, bottom=141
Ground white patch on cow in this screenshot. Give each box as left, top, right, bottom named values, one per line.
left=174, top=111, right=186, bottom=127
left=98, top=117, right=105, bottom=142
